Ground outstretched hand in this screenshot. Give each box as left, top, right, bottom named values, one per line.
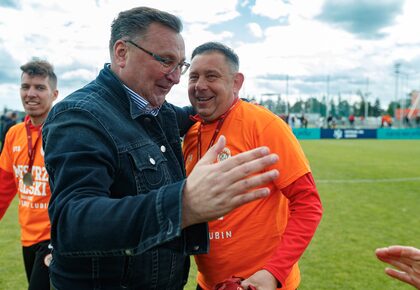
left=376, top=245, right=420, bottom=289
left=182, top=135, right=279, bottom=228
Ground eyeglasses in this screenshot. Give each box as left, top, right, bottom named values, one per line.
left=125, top=40, right=190, bottom=75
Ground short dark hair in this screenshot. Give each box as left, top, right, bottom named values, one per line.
left=109, top=6, right=183, bottom=56
left=20, top=59, right=57, bottom=90
left=191, top=42, right=239, bottom=72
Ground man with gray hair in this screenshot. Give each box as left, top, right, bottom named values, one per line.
left=183, top=42, right=323, bottom=290
left=43, top=7, right=279, bottom=289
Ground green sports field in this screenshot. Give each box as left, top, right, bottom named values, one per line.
left=1, top=140, right=419, bottom=289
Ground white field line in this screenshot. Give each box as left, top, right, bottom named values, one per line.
left=317, top=177, right=420, bottom=184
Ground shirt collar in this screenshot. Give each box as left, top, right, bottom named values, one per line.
left=123, top=84, right=160, bottom=116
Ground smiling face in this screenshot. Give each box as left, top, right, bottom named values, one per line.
left=20, top=73, right=58, bottom=125
left=112, top=22, right=186, bottom=108
left=188, top=51, right=244, bottom=122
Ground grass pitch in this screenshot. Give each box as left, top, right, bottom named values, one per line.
left=1, top=140, right=419, bottom=289
left=295, top=140, right=420, bottom=290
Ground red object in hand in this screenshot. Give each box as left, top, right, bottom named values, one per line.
left=214, top=276, right=257, bottom=290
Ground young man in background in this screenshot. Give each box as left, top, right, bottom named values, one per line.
left=0, top=59, right=58, bottom=290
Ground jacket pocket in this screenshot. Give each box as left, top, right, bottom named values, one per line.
left=128, top=144, right=170, bottom=193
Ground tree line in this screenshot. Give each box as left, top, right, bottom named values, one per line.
left=256, top=94, right=412, bottom=118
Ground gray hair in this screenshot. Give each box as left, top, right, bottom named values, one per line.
left=109, top=6, right=183, bottom=57
left=191, top=42, right=239, bottom=72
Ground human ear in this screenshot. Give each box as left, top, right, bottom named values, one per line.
left=233, top=72, right=244, bottom=95
left=113, top=40, right=128, bottom=68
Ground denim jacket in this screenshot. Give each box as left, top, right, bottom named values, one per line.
left=43, top=64, right=208, bottom=289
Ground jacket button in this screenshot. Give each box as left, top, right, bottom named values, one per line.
left=160, top=145, right=166, bottom=153
left=149, top=157, right=156, bottom=165
left=125, top=249, right=133, bottom=255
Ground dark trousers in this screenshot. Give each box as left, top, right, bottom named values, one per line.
left=22, top=240, right=51, bottom=290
